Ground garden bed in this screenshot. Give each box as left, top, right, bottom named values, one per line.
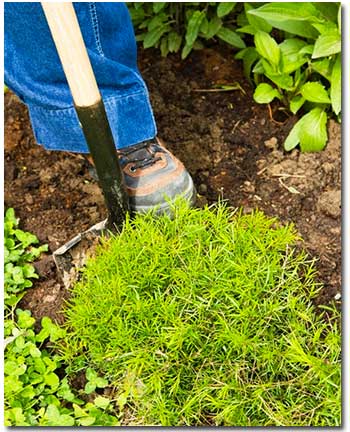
left=4, top=45, right=341, bottom=325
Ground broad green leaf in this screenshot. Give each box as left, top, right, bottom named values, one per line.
left=314, top=3, right=339, bottom=23
left=38, top=316, right=66, bottom=342
left=85, top=382, right=96, bottom=394
left=312, top=22, right=338, bottom=35
left=254, top=31, right=280, bottom=67
left=279, top=38, right=308, bottom=74
left=96, top=377, right=109, bottom=388
left=300, top=82, right=331, bottom=104
left=312, top=30, right=341, bottom=58
left=253, top=83, right=281, bottom=104
left=299, top=108, right=328, bottom=152
left=181, top=43, right=193, bottom=60
left=94, top=395, right=111, bottom=409
left=252, top=59, right=264, bottom=74
left=139, top=18, right=151, bottom=30
left=134, top=3, right=144, bottom=11
left=279, top=38, right=307, bottom=56
left=86, top=367, right=97, bottom=381
left=260, top=59, right=294, bottom=91
left=153, top=2, right=166, bottom=14
left=249, top=15, right=318, bottom=39
left=20, top=385, right=36, bottom=399
left=8, top=407, right=28, bottom=426
left=168, top=32, right=182, bottom=53
left=249, top=2, right=321, bottom=20
left=80, top=416, right=96, bottom=426
left=237, top=10, right=248, bottom=27
left=34, top=357, right=46, bottom=374
left=248, top=3, right=320, bottom=39
left=205, top=17, right=223, bottom=39
left=160, top=36, right=169, bottom=57
left=299, top=45, right=314, bottom=55
left=45, top=372, right=60, bottom=388
left=311, top=58, right=332, bottom=81
left=59, top=415, right=75, bottom=427
left=338, top=5, right=341, bottom=34
left=14, top=229, right=38, bottom=248
left=199, top=16, right=209, bottom=35
left=235, top=47, right=259, bottom=80
left=330, top=54, right=341, bottom=115
left=186, top=10, right=205, bottom=46
left=265, top=72, right=294, bottom=91
left=143, top=25, right=168, bottom=49
left=217, top=27, right=246, bottom=49
left=4, top=360, right=27, bottom=376
left=236, top=25, right=256, bottom=36
left=5, top=208, right=18, bottom=229
left=22, top=263, right=37, bottom=278
left=29, top=345, right=42, bottom=358
left=147, top=14, right=167, bottom=31
left=217, top=2, right=236, bottom=18
left=284, top=117, right=304, bottom=151
left=281, top=53, right=308, bottom=75
left=44, top=404, right=61, bottom=423
left=245, top=3, right=272, bottom=33
left=290, top=95, right=305, bottom=114
left=43, top=356, right=58, bottom=371
left=128, top=8, right=145, bottom=24
left=17, top=310, right=35, bottom=329
left=73, top=404, right=88, bottom=418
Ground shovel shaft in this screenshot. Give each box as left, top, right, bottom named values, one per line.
left=41, top=2, right=129, bottom=229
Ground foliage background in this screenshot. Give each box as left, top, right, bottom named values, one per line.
left=128, top=2, right=341, bottom=152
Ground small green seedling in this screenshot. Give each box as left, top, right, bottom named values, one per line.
left=84, top=368, right=109, bottom=394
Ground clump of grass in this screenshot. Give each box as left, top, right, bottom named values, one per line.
left=60, top=201, right=341, bottom=426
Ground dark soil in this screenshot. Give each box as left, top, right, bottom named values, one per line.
left=4, top=46, right=341, bottom=323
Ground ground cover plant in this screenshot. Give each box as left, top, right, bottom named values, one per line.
left=59, top=201, right=341, bottom=426
left=129, top=2, right=341, bottom=153
left=4, top=209, right=120, bottom=426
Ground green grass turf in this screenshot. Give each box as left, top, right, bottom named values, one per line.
left=59, top=201, right=341, bottom=426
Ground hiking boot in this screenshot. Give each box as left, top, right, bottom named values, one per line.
left=87, top=137, right=196, bottom=214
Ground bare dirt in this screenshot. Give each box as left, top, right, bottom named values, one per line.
left=4, top=46, right=341, bottom=323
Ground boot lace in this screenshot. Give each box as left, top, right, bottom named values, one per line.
left=119, top=140, right=162, bottom=172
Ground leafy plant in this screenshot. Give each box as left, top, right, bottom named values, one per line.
left=85, top=368, right=108, bottom=394
left=128, top=2, right=245, bottom=59
left=4, top=208, right=120, bottom=426
left=4, top=208, right=48, bottom=311
left=4, top=311, right=119, bottom=426
left=235, top=2, right=341, bottom=152
left=60, top=200, right=341, bottom=426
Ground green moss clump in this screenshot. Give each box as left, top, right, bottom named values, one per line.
left=60, top=201, right=341, bottom=426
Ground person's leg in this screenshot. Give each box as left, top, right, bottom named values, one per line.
left=5, top=2, right=196, bottom=212
left=4, top=2, right=156, bottom=153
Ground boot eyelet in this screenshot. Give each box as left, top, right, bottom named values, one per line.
left=129, top=165, right=137, bottom=173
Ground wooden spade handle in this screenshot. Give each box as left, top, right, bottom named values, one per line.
left=42, top=1, right=129, bottom=228
left=41, top=2, right=101, bottom=107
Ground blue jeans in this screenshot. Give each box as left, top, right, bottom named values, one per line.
left=4, top=2, right=157, bottom=153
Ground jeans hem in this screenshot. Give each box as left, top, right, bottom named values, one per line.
left=28, top=90, right=157, bottom=153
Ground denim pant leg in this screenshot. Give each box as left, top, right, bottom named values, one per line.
left=4, top=2, right=157, bottom=153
